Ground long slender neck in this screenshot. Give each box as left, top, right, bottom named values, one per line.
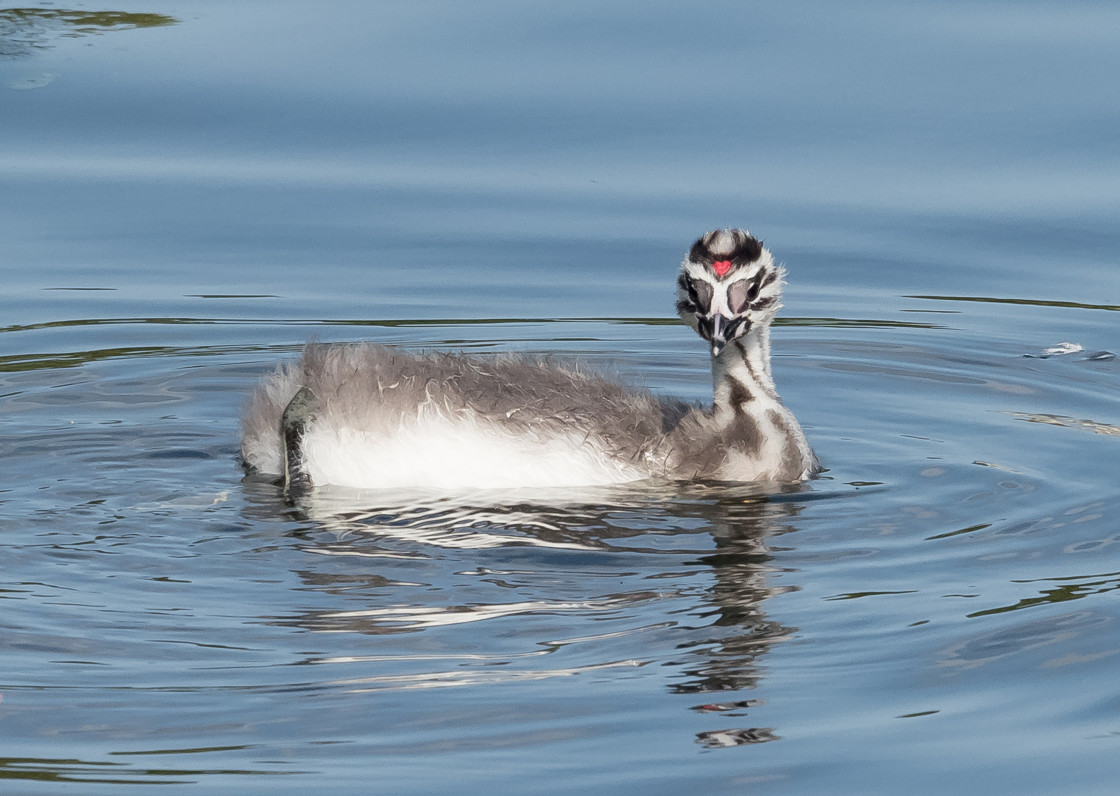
left=711, top=325, right=778, bottom=409
left=661, top=317, right=817, bottom=482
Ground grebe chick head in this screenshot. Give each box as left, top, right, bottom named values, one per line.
left=675, top=228, right=785, bottom=357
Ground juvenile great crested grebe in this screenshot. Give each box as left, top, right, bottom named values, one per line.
left=241, top=229, right=819, bottom=491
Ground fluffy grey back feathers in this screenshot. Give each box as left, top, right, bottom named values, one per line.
left=241, top=343, right=694, bottom=479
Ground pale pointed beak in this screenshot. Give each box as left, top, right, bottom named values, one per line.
left=707, top=314, right=750, bottom=358
left=709, top=315, right=729, bottom=358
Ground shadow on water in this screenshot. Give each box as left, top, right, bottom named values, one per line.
left=0, top=755, right=303, bottom=787
left=0, top=314, right=943, bottom=336
left=0, top=314, right=943, bottom=373
left=907, top=294, right=1120, bottom=313
left=0, top=8, right=176, bottom=60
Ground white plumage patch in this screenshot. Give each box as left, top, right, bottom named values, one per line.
left=240, top=343, right=675, bottom=491
left=300, top=412, right=648, bottom=490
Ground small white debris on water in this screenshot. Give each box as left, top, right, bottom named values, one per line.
left=1043, top=342, right=1083, bottom=356
left=1027, top=342, right=1115, bottom=360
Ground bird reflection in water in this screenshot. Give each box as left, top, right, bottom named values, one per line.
left=243, top=478, right=812, bottom=748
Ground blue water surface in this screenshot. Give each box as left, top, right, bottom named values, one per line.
left=1, top=2, right=1119, bottom=793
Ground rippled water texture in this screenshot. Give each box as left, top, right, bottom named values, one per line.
left=2, top=2, right=1119, bottom=794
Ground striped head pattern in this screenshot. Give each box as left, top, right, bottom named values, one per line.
left=676, top=228, right=785, bottom=357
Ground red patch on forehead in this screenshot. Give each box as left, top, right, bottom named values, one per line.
left=711, top=260, right=733, bottom=277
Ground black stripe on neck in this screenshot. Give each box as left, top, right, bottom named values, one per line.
left=727, top=375, right=753, bottom=406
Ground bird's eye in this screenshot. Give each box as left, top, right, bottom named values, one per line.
left=726, top=279, right=750, bottom=314
left=687, top=276, right=714, bottom=313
